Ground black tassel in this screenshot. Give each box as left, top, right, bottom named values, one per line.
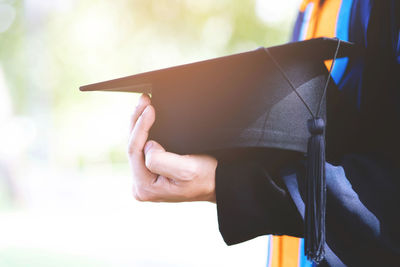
left=305, top=117, right=326, bottom=263
left=264, top=39, right=341, bottom=264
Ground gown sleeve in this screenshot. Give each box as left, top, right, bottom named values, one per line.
left=216, top=154, right=400, bottom=266
left=215, top=154, right=304, bottom=245
left=215, top=2, right=400, bottom=266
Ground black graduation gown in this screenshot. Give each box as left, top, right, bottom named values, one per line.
left=215, top=1, right=400, bottom=266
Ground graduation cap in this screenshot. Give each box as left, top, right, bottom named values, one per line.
left=80, top=37, right=354, bottom=263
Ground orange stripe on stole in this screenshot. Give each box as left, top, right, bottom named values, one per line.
left=305, top=0, right=342, bottom=39
left=300, top=0, right=313, bottom=12
left=268, top=2, right=344, bottom=267
left=304, top=0, right=342, bottom=70
left=270, top=236, right=301, bottom=267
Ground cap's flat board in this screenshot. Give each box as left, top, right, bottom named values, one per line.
left=80, top=37, right=356, bottom=155
left=79, top=38, right=355, bottom=93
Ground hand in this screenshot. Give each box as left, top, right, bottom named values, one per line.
left=127, top=94, right=217, bottom=203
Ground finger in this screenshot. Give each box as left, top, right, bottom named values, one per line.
left=128, top=104, right=156, bottom=156
left=129, top=94, right=151, bottom=134
left=145, top=148, right=198, bottom=181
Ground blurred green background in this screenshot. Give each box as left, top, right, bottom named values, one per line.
left=0, top=0, right=300, bottom=266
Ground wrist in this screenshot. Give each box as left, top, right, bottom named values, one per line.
left=202, top=155, right=217, bottom=203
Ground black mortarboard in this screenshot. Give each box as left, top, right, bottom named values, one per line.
left=80, top=37, right=354, bottom=263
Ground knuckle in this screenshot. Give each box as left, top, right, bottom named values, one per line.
left=127, top=139, right=141, bottom=156
left=133, top=190, right=144, bottom=202
left=132, top=186, right=142, bottom=201
left=127, top=146, right=135, bottom=156
left=133, top=185, right=153, bottom=202
left=127, top=144, right=139, bottom=157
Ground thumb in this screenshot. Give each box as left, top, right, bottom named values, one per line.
left=144, top=144, right=196, bottom=181
left=144, top=140, right=165, bottom=154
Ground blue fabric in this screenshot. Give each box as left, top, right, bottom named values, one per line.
left=283, top=156, right=400, bottom=266
left=299, top=238, right=315, bottom=267
left=338, top=0, right=372, bottom=109
left=291, top=10, right=305, bottom=43
left=266, top=236, right=272, bottom=267
left=331, top=0, right=353, bottom=84
left=216, top=1, right=400, bottom=266
left=291, top=3, right=314, bottom=43
left=291, top=0, right=400, bottom=110
left=287, top=1, right=400, bottom=265
left=288, top=5, right=400, bottom=264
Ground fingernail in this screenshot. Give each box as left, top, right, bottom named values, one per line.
left=144, top=141, right=153, bottom=153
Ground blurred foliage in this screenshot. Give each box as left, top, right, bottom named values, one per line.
left=1, top=0, right=294, bottom=112
left=0, top=0, right=297, bottom=168
left=0, top=0, right=25, bottom=113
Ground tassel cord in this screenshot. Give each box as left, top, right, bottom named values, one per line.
left=316, top=39, right=342, bottom=116
left=266, top=39, right=342, bottom=263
